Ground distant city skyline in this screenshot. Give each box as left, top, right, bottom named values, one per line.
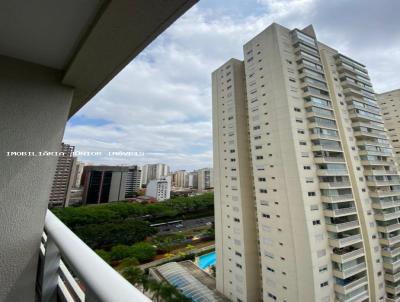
left=63, top=0, right=400, bottom=170
left=73, top=158, right=211, bottom=173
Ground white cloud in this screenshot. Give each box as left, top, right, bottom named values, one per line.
left=64, top=0, right=400, bottom=170
left=257, top=0, right=316, bottom=20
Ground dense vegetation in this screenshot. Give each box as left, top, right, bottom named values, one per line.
left=52, top=193, right=215, bottom=302
left=52, top=193, right=214, bottom=250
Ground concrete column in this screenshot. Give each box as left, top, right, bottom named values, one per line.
left=0, top=56, right=74, bottom=302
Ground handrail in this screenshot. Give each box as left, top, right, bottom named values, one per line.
left=42, top=210, right=151, bottom=302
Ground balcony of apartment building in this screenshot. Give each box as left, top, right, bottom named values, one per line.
left=352, top=121, right=384, bottom=133
left=353, top=126, right=387, bottom=139
left=294, top=47, right=321, bottom=65
left=291, top=30, right=317, bottom=50
left=373, top=196, right=400, bottom=210
left=304, top=95, right=332, bottom=109
left=375, top=207, right=400, bottom=221
left=364, top=166, right=399, bottom=176
left=328, top=229, right=363, bottom=249
left=300, top=67, right=326, bottom=82
left=319, top=176, right=351, bottom=189
left=367, top=175, right=400, bottom=187
left=358, top=145, right=391, bottom=157
left=323, top=201, right=357, bottom=218
left=320, top=188, right=353, bottom=204
left=386, top=268, right=400, bottom=284
left=331, top=245, right=365, bottom=264
left=0, top=1, right=197, bottom=302
left=347, top=98, right=380, bottom=114
left=314, top=151, right=345, bottom=164
left=338, top=69, right=372, bottom=85
left=325, top=215, right=360, bottom=233
left=300, top=76, right=328, bottom=92
left=386, top=281, right=400, bottom=298
left=369, top=185, right=400, bottom=198
left=340, top=76, right=374, bottom=94
left=306, top=107, right=334, bottom=121
left=336, top=63, right=371, bottom=82
left=387, top=293, right=400, bottom=302
left=335, top=54, right=370, bottom=78
left=377, top=219, right=400, bottom=233
left=334, top=272, right=368, bottom=296
left=360, top=155, right=391, bottom=167
left=382, top=244, right=400, bottom=258
left=302, top=86, right=331, bottom=101
left=335, top=285, right=369, bottom=302
left=312, top=140, right=343, bottom=153
left=349, top=108, right=383, bottom=124
left=383, top=255, right=400, bottom=272
left=332, top=256, right=366, bottom=279
left=307, top=116, right=338, bottom=131
left=356, top=138, right=390, bottom=150
left=310, top=127, right=340, bottom=141
left=297, top=59, right=324, bottom=76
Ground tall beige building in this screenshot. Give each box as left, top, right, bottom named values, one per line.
left=377, top=89, right=400, bottom=166
left=197, top=167, right=214, bottom=191
left=48, top=143, right=76, bottom=208
left=173, top=170, right=187, bottom=188
left=213, top=23, right=400, bottom=302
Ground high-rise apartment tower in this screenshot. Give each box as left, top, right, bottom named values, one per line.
left=141, top=163, right=170, bottom=185
left=48, top=143, right=76, bottom=208
left=377, top=89, right=400, bottom=166
left=213, top=23, right=400, bottom=302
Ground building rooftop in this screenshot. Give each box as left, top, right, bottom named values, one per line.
left=150, top=261, right=228, bottom=302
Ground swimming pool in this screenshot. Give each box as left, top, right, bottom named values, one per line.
left=198, top=251, right=216, bottom=269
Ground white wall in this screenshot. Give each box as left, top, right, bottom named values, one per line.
left=0, top=56, right=73, bottom=302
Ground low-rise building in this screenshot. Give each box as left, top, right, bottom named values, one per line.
left=146, top=176, right=171, bottom=201
left=82, top=165, right=142, bottom=204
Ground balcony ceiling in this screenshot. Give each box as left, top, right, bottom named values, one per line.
left=0, top=0, right=197, bottom=116
left=0, top=0, right=103, bottom=70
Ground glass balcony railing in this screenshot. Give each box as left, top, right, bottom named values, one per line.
left=329, top=236, right=363, bottom=249
left=332, top=260, right=366, bottom=278
left=331, top=247, right=365, bottom=263
left=334, top=275, right=368, bottom=295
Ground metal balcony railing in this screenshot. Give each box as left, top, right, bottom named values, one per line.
left=36, top=210, right=151, bottom=302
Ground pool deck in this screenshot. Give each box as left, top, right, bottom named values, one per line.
left=139, top=244, right=215, bottom=270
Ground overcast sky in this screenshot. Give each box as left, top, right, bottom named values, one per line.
left=63, top=0, right=400, bottom=171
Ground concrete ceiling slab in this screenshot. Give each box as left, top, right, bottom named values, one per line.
left=0, top=0, right=103, bottom=69
left=0, top=0, right=197, bottom=117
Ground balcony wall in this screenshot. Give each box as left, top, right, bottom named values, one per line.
left=0, top=56, right=73, bottom=302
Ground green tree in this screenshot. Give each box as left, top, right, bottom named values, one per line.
left=130, top=242, right=157, bottom=263
left=116, top=257, right=139, bottom=270
left=121, top=266, right=144, bottom=288
left=149, top=280, right=163, bottom=302
left=74, top=219, right=156, bottom=249
left=110, top=245, right=133, bottom=261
